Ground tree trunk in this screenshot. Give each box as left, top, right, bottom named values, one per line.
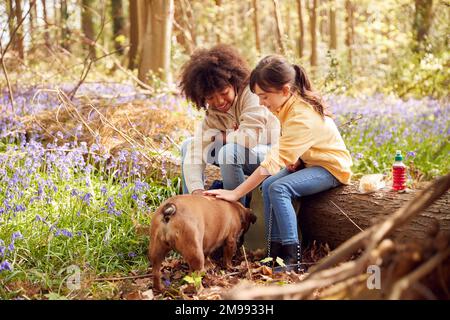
left=252, top=0, right=261, bottom=54
left=345, top=0, right=354, bottom=65
left=7, top=0, right=15, bottom=48
left=319, top=0, right=327, bottom=41
left=245, top=182, right=450, bottom=251
left=273, top=0, right=286, bottom=55
left=41, top=0, right=51, bottom=48
left=29, top=0, right=36, bottom=41
left=296, top=0, right=304, bottom=59
left=299, top=184, right=450, bottom=248
left=128, top=0, right=139, bottom=69
left=138, top=0, right=174, bottom=85
left=111, top=0, right=125, bottom=53
left=60, top=0, right=70, bottom=51
left=215, top=0, right=222, bottom=43
left=413, top=0, right=433, bottom=51
left=329, top=0, right=337, bottom=50
left=309, top=0, right=318, bottom=67
left=14, top=0, right=24, bottom=59
left=81, top=0, right=96, bottom=58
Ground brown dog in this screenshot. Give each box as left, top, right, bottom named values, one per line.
left=149, top=194, right=256, bottom=291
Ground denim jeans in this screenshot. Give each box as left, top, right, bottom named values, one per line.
left=261, top=166, right=341, bottom=245
left=180, top=137, right=270, bottom=205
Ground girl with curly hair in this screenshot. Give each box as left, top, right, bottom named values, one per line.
left=179, top=45, right=279, bottom=206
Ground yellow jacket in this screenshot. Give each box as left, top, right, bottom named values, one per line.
left=260, top=94, right=353, bottom=184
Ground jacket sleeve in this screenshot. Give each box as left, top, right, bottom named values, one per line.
left=225, top=88, right=275, bottom=149
left=260, top=114, right=315, bottom=175
left=182, top=119, right=219, bottom=193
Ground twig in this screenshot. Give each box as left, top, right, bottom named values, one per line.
left=241, top=245, right=253, bottom=281
left=338, top=114, right=363, bottom=128
left=330, top=200, right=364, bottom=232
left=388, top=248, right=450, bottom=299
left=93, top=273, right=152, bottom=282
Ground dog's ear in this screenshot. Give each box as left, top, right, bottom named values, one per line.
left=247, top=208, right=257, bottom=225
left=241, top=207, right=256, bottom=228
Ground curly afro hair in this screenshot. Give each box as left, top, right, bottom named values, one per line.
left=179, top=44, right=250, bottom=110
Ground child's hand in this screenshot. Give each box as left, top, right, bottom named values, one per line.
left=203, top=189, right=239, bottom=202
left=287, top=158, right=305, bottom=172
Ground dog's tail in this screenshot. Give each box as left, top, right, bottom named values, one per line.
left=161, top=203, right=176, bottom=223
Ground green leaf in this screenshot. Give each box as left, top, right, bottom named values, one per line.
left=44, top=292, right=68, bottom=300
left=276, top=257, right=286, bottom=267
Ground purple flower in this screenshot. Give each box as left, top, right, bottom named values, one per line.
left=81, top=192, right=92, bottom=205
left=372, top=160, right=379, bottom=168
left=406, top=151, right=416, bottom=158
left=355, top=152, right=364, bottom=160
left=11, top=231, right=23, bottom=241
left=0, top=260, right=12, bottom=272
left=128, top=252, right=137, bottom=258
left=100, top=185, right=108, bottom=195
left=61, top=229, right=73, bottom=238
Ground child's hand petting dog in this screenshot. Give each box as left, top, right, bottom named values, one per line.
left=203, top=189, right=239, bottom=202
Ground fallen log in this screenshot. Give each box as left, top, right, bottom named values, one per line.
left=299, top=183, right=450, bottom=249
left=227, top=174, right=450, bottom=300
left=244, top=180, right=450, bottom=251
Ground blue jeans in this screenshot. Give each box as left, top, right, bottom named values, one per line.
left=261, top=166, right=341, bottom=245
left=180, top=137, right=270, bottom=205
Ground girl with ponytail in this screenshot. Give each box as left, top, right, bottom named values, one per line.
left=205, top=55, right=352, bottom=273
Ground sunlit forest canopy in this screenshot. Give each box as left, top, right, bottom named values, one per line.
left=1, top=0, right=448, bottom=98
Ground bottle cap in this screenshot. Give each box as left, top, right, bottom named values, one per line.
left=395, top=150, right=403, bottom=161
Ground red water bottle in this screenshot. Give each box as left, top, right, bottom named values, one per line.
left=392, top=150, right=406, bottom=191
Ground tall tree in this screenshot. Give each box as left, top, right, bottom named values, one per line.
left=319, top=0, right=328, bottom=40
left=345, top=0, right=354, bottom=65
left=413, top=0, right=433, bottom=51
left=329, top=0, right=337, bottom=50
left=29, top=0, right=37, bottom=39
left=81, top=0, right=96, bottom=57
left=41, top=0, right=51, bottom=48
left=252, top=0, right=261, bottom=54
left=60, top=0, right=70, bottom=50
left=273, top=0, right=286, bottom=54
left=129, top=0, right=139, bottom=69
left=111, top=0, right=125, bottom=53
left=138, top=0, right=174, bottom=84
left=309, top=0, right=318, bottom=67
left=296, top=0, right=305, bottom=58
left=6, top=0, right=15, bottom=49
left=14, top=0, right=24, bottom=59
left=215, top=0, right=222, bottom=43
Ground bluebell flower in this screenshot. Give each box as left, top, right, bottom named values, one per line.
left=372, top=160, right=379, bottom=168
left=11, top=232, right=23, bottom=241
left=81, top=192, right=92, bottom=205
left=0, top=260, right=12, bottom=272
left=61, top=229, right=73, bottom=238
left=406, top=151, right=416, bottom=158
left=100, top=186, right=107, bottom=195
